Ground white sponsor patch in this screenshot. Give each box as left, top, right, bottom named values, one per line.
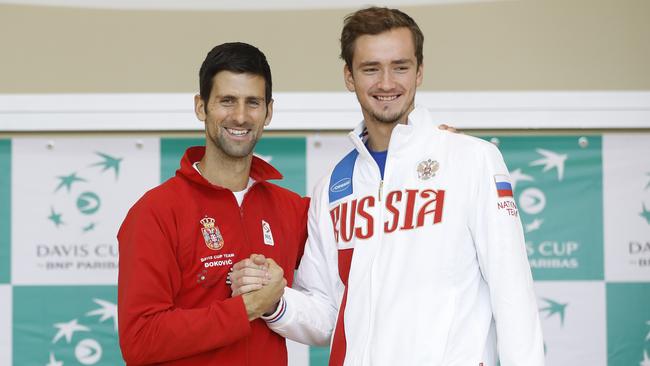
left=262, top=220, right=275, bottom=246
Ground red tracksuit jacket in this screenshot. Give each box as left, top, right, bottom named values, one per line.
left=118, top=146, right=308, bottom=365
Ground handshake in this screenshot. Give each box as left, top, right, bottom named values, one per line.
left=229, top=254, right=286, bottom=321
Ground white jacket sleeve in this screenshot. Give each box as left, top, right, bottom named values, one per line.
left=469, top=141, right=545, bottom=366
left=265, top=179, right=344, bottom=346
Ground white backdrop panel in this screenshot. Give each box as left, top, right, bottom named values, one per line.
left=306, top=134, right=353, bottom=195
left=0, top=285, right=11, bottom=366
left=534, top=281, right=606, bottom=365
left=603, top=134, right=650, bottom=282
left=11, top=138, right=160, bottom=285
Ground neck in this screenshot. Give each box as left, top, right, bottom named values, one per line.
left=363, top=105, right=413, bottom=151
left=364, top=121, right=396, bottom=151
left=199, top=145, right=252, bottom=191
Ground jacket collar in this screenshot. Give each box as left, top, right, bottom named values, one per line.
left=348, top=105, right=434, bottom=158
left=177, top=146, right=283, bottom=189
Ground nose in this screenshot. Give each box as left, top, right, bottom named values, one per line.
left=231, top=102, right=247, bottom=125
left=377, top=69, right=396, bottom=91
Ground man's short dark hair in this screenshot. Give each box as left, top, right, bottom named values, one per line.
left=340, top=7, right=424, bottom=69
left=199, top=42, right=272, bottom=106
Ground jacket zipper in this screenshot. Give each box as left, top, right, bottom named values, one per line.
left=238, top=183, right=257, bottom=366
left=365, top=162, right=387, bottom=363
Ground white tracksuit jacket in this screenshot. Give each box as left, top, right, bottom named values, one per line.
left=266, top=107, right=544, bottom=366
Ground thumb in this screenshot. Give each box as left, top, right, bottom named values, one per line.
left=251, top=254, right=268, bottom=267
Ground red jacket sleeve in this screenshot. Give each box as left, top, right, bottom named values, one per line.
left=294, top=196, right=310, bottom=269
left=117, top=198, right=251, bottom=365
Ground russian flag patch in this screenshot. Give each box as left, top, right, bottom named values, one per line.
left=494, top=174, right=513, bottom=197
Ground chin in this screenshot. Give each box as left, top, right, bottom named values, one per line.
left=371, top=110, right=407, bottom=124
left=224, top=147, right=255, bottom=159
left=215, top=136, right=257, bottom=159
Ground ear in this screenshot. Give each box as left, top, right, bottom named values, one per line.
left=264, top=99, right=274, bottom=126
left=343, top=64, right=355, bottom=92
left=416, top=63, right=424, bottom=87
left=194, top=94, right=206, bottom=122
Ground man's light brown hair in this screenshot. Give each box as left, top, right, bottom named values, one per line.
left=340, top=7, right=424, bottom=69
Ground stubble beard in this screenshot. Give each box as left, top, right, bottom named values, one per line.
left=210, top=129, right=258, bottom=159
left=366, top=99, right=414, bottom=125
left=370, top=109, right=406, bottom=124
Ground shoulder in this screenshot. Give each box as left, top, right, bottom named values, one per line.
left=440, top=131, right=503, bottom=160
left=118, top=178, right=175, bottom=239
left=125, top=176, right=185, bottom=219
left=443, top=129, right=491, bottom=148
left=142, top=175, right=182, bottom=202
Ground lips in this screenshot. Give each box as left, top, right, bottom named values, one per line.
left=374, top=95, right=400, bottom=102
left=224, top=127, right=249, bottom=137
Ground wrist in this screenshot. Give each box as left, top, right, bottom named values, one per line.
left=242, top=293, right=263, bottom=321
left=262, top=300, right=280, bottom=317
left=261, top=296, right=286, bottom=323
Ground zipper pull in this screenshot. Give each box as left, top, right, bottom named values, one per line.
left=378, top=180, right=384, bottom=202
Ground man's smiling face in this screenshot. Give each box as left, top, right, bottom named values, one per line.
left=344, top=27, right=423, bottom=126
left=196, top=70, right=272, bottom=159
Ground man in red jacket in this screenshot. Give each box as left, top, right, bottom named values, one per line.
left=117, top=42, right=309, bottom=365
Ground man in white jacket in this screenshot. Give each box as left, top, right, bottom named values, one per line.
left=231, top=6, right=544, bottom=366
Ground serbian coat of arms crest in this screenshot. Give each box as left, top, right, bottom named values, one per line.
left=200, top=216, right=224, bottom=250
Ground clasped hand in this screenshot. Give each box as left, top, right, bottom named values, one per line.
left=231, top=254, right=286, bottom=321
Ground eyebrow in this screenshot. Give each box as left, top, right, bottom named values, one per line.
left=215, top=94, right=264, bottom=101
left=358, top=61, right=380, bottom=68
left=358, top=59, right=415, bottom=68
left=392, top=59, right=414, bottom=65
left=245, top=96, right=265, bottom=103
left=214, top=94, right=235, bottom=100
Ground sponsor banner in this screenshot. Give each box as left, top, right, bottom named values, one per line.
left=492, top=136, right=604, bottom=280
left=0, top=285, right=11, bottom=366
left=603, top=134, right=650, bottom=281
left=161, top=137, right=307, bottom=195
left=256, top=137, right=306, bottom=196
left=310, top=346, right=330, bottom=366
left=0, top=139, right=10, bottom=283
left=13, top=285, right=122, bottom=365
left=606, top=282, right=650, bottom=365
left=11, top=138, right=159, bottom=285
left=0, top=133, right=647, bottom=366
left=306, top=135, right=353, bottom=195
left=534, top=281, right=606, bottom=365
left=160, top=137, right=202, bottom=181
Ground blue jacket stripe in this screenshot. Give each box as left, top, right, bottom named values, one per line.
left=328, top=150, right=359, bottom=204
